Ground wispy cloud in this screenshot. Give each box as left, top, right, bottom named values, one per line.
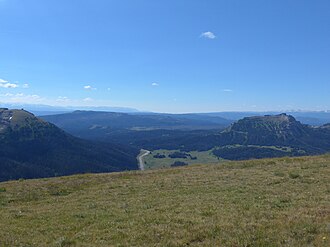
left=223, top=89, right=233, bottom=92
left=0, top=79, right=30, bottom=89
left=1, top=93, right=44, bottom=103
left=56, top=96, right=70, bottom=103
left=0, top=93, right=14, bottom=97
left=83, top=85, right=96, bottom=90
left=83, top=97, right=93, bottom=102
left=200, top=31, right=216, bottom=39
left=151, top=82, right=159, bottom=86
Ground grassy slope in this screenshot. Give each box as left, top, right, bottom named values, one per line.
left=0, top=156, right=329, bottom=246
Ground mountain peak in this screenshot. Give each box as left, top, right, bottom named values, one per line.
left=0, top=108, right=63, bottom=141
left=229, top=113, right=300, bottom=132
left=221, top=114, right=310, bottom=147
left=0, top=109, right=138, bottom=182
left=1, top=108, right=38, bottom=122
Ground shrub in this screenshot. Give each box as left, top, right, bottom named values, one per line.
left=169, top=152, right=189, bottom=159
left=289, top=172, right=300, bottom=179
left=171, top=161, right=188, bottom=167
left=153, top=153, right=166, bottom=159
left=274, top=171, right=285, bottom=177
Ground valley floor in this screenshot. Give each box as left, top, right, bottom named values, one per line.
left=143, top=149, right=223, bottom=170
left=0, top=155, right=330, bottom=246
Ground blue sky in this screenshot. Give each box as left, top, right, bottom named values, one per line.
left=0, top=0, right=329, bottom=113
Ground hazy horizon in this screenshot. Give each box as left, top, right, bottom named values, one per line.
left=1, top=102, right=330, bottom=115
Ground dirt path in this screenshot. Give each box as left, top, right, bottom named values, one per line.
left=137, top=149, right=150, bottom=171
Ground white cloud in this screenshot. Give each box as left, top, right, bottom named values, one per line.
left=0, top=93, right=14, bottom=97
left=84, top=85, right=96, bottom=90
left=1, top=93, right=44, bottom=103
left=0, top=79, right=31, bottom=89
left=0, top=78, right=19, bottom=88
left=56, top=96, right=70, bottom=103
left=200, top=31, right=216, bottom=39
left=107, top=88, right=111, bottom=91
left=223, top=89, right=233, bottom=92
left=0, top=82, right=19, bottom=88
left=151, top=82, right=159, bottom=86
left=83, top=97, right=93, bottom=102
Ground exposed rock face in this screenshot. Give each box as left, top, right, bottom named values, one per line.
left=223, top=113, right=310, bottom=146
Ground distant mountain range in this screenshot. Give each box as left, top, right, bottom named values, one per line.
left=2, top=108, right=330, bottom=182
left=42, top=110, right=232, bottom=133
left=42, top=110, right=330, bottom=161
left=0, top=108, right=138, bottom=182
left=201, top=111, right=330, bottom=126
left=147, top=113, right=330, bottom=159
left=2, top=103, right=330, bottom=125
left=216, top=113, right=330, bottom=153
left=0, top=103, right=140, bottom=116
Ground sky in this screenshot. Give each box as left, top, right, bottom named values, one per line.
left=0, top=0, right=329, bottom=113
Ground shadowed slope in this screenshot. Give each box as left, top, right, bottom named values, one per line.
left=0, top=109, right=138, bottom=181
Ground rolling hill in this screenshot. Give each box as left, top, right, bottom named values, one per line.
left=0, top=155, right=329, bottom=246
left=0, top=108, right=139, bottom=182
left=42, top=110, right=232, bottom=132
left=202, top=111, right=330, bottom=126
left=129, top=114, right=330, bottom=161
left=42, top=111, right=330, bottom=161
left=218, top=113, right=330, bottom=151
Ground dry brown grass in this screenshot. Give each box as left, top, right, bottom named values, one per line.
left=0, top=155, right=329, bottom=246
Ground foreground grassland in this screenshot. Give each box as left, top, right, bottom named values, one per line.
left=0, top=156, right=330, bottom=246
left=144, top=149, right=223, bottom=169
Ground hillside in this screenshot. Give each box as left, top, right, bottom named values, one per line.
left=217, top=114, right=330, bottom=153
left=42, top=112, right=330, bottom=161
left=203, top=111, right=330, bottom=126
left=42, top=110, right=231, bottom=134
left=139, top=114, right=330, bottom=157
left=0, top=109, right=139, bottom=182
left=0, top=155, right=329, bottom=246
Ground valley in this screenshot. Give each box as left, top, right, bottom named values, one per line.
left=141, top=145, right=304, bottom=170
left=143, top=149, right=223, bottom=170
left=2, top=108, right=330, bottom=182
left=44, top=111, right=330, bottom=160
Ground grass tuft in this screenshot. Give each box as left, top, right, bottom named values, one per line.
left=289, top=171, right=301, bottom=179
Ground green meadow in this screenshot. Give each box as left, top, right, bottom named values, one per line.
left=143, top=149, right=223, bottom=169
left=0, top=155, right=329, bottom=246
